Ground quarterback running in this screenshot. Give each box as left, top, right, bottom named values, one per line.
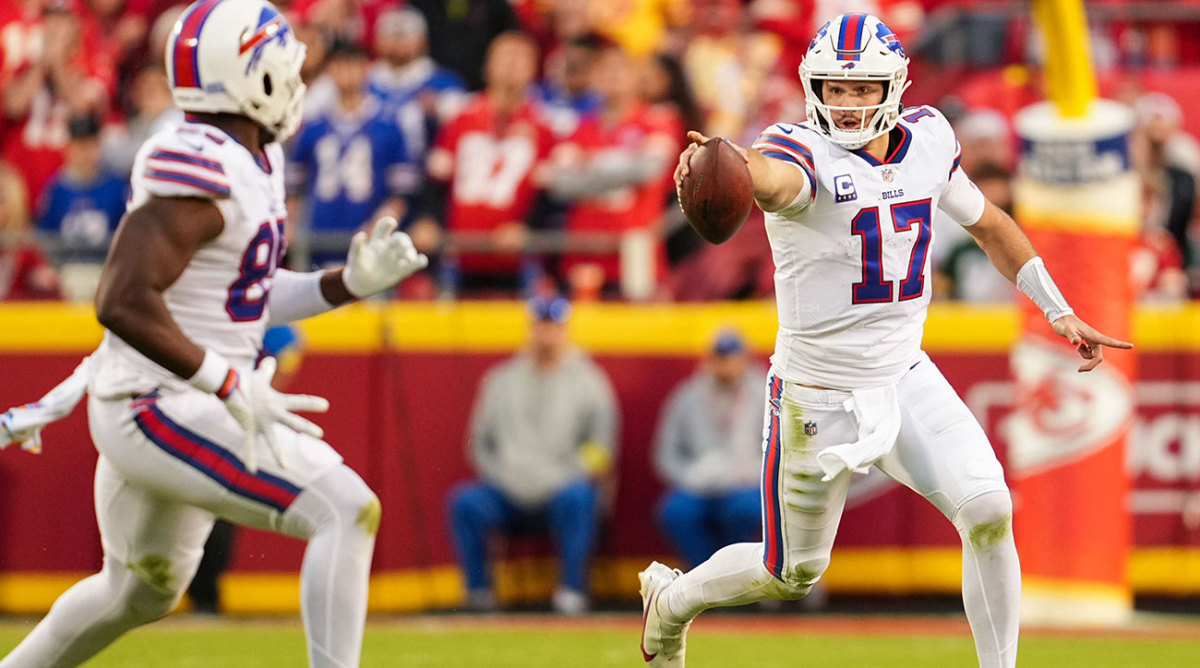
left=640, top=12, right=1131, bottom=668
left=0, top=1, right=425, bottom=666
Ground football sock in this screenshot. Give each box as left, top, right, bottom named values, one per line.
left=954, top=490, right=1020, bottom=668
left=288, top=465, right=378, bottom=668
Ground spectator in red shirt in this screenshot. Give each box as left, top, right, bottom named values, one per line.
left=0, top=161, right=58, bottom=300
left=548, top=42, right=678, bottom=299
left=418, top=31, right=556, bottom=297
left=1, top=1, right=114, bottom=205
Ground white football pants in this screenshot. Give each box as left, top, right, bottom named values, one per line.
left=0, top=387, right=378, bottom=668
left=662, top=354, right=1020, bottom=668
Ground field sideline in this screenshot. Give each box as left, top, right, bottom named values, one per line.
left=2, top=612, right=1199, bottom=667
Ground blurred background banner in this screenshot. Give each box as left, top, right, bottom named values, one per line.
left=4, top=301, right=1200, bottom=614
left=1012, top=0, right=1136, bottom=626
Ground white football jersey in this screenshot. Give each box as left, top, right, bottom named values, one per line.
left=91, top=120, right=288, bottom=399
left=751, top=105, right=985, bottom=390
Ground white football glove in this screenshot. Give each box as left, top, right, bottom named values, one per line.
left=220, top=357, right=329, bottom=474
left=341, top=216, right=429, bottom=298
left=1, top=357, right=91, bottom=454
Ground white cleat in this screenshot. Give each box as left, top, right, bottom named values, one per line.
left=639, top=561, right=690, bottom=666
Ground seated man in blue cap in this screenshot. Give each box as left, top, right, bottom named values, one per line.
left=653, top=329, right=766, bottom=567
left=447, top=295, right=619, bottom=614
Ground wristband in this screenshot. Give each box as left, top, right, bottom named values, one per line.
left=188, top=350, right=239, bottom=399
left=1016, top=257, right=1074, bottom=323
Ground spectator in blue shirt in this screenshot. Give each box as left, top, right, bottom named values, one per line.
left=38, top=114, right=128, bottom=300
left=287, top=41, right=416, bottom=268
left=368, top=6, right=466, bottom=160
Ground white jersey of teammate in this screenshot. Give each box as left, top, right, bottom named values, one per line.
left=91, top=121, right=288, bottom=400
left=751, top=105, right=985, bottom=390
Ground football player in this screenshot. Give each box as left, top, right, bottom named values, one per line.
left=640, top=13, right=1132, bottom=668
left=0, top=2, right=426, bottom=666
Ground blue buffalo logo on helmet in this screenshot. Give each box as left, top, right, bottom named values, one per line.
left=875, top=22, right=905, bottom=58
left=809, top=20, right=832, bottom=52
left=240, top=6, right=292, bottom=75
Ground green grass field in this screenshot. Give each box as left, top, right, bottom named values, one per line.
left=3, top=613, right=1199, bottom=667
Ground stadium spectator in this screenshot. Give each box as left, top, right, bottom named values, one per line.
left=419, top=31, right=556, bottom=297
left=288, top=40, right=415, bottom=268
left=954, top=108, right=1014, bottom=174
left=1132, top=92, right=1199, bottom=292
left=534, top=33, right=604, bottom=139
left=446, top=296, right=618, bottom=614
left=368, top=6, right=466, bottom=160
left=549, top=42, right=679, bottom=298
left=37, top=114, right=128, bottom=301
left=653, top=330, right=764, bottom=568
left=934, top=162, right=1017, bottom=303
left=683, top=0, right=781, bottom=139
left=101, top=65, right=185, bottom=176
left=0, top=162, right=59, bottom=300
left=409, top=0, right=521, bottom=91
left=1, top=1, right=115, bottom=204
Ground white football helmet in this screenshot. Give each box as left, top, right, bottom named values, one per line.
left=166, top=0, right=307, bottom=141
left=799, top=13, right=911, bottom=150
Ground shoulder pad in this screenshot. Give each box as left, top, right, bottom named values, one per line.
left=138, top=125, right=232, bottom=200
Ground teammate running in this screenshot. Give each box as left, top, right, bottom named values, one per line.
left=1, top=2, right=426, bottom=666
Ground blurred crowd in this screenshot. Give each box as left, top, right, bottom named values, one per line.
left=0, top=0, right=1199, bottom=303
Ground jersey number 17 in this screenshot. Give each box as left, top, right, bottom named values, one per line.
left=850, top=198, right=932, bottom=304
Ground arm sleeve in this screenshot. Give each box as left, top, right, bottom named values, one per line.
left=267, top=269, right=335, bottom=326
left=938, top=167, right=987, bottom=226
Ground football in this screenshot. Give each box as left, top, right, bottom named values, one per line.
left=678, top=137, right=754, bottom=244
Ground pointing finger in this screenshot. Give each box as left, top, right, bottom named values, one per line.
left=372, top=216, right=398, bottom=241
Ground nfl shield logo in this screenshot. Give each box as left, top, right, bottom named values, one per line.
left=804, top=421, right=818, bottom=436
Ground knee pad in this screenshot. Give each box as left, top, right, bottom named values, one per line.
left=954, top=490, right=1014, bottom=551
left=298, top=466, right=381, bottom=539
left=120, top=557, right=189, bottom=622
left=773, top=554, right=829, bottom=597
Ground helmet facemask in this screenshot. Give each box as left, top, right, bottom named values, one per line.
left=802, top=69, right=910, bottom=150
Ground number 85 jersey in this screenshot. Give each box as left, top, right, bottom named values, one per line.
left=92, top=120, right=287, bottom=399
left=752, top=106, right=986, bottom=390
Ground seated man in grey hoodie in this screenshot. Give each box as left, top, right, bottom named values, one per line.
left=654, top=330, right=766, bottom=567
left=446, top=295, right=618, bottom=615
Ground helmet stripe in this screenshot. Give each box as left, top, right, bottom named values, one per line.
left=837, top=13, right=867, bottom=61
left=171, top=0, right=224, bottom=89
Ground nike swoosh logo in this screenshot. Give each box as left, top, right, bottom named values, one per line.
left=179, top=137, right=207, bottom=152
left=779, top=126, right=794, bottom=134
left=641, top=589, right=657, bottom=662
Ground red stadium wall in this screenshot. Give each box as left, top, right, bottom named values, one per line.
left=0, top=302, right=1197, bottom=613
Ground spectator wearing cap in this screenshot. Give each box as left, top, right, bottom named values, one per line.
left=446, top=296, right=619, bottom=615
left=653, top=329, right=765, bottom=567
left=368, top=6, right=467, bottom=159
left=37, top=113, right=128, bottom=301
left=287, top=40, right=416, bottom=269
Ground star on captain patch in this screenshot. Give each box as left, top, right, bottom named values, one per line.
left=881, top=167, right=896, bottom=183
left=804, top=420, right=818, bottom=436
